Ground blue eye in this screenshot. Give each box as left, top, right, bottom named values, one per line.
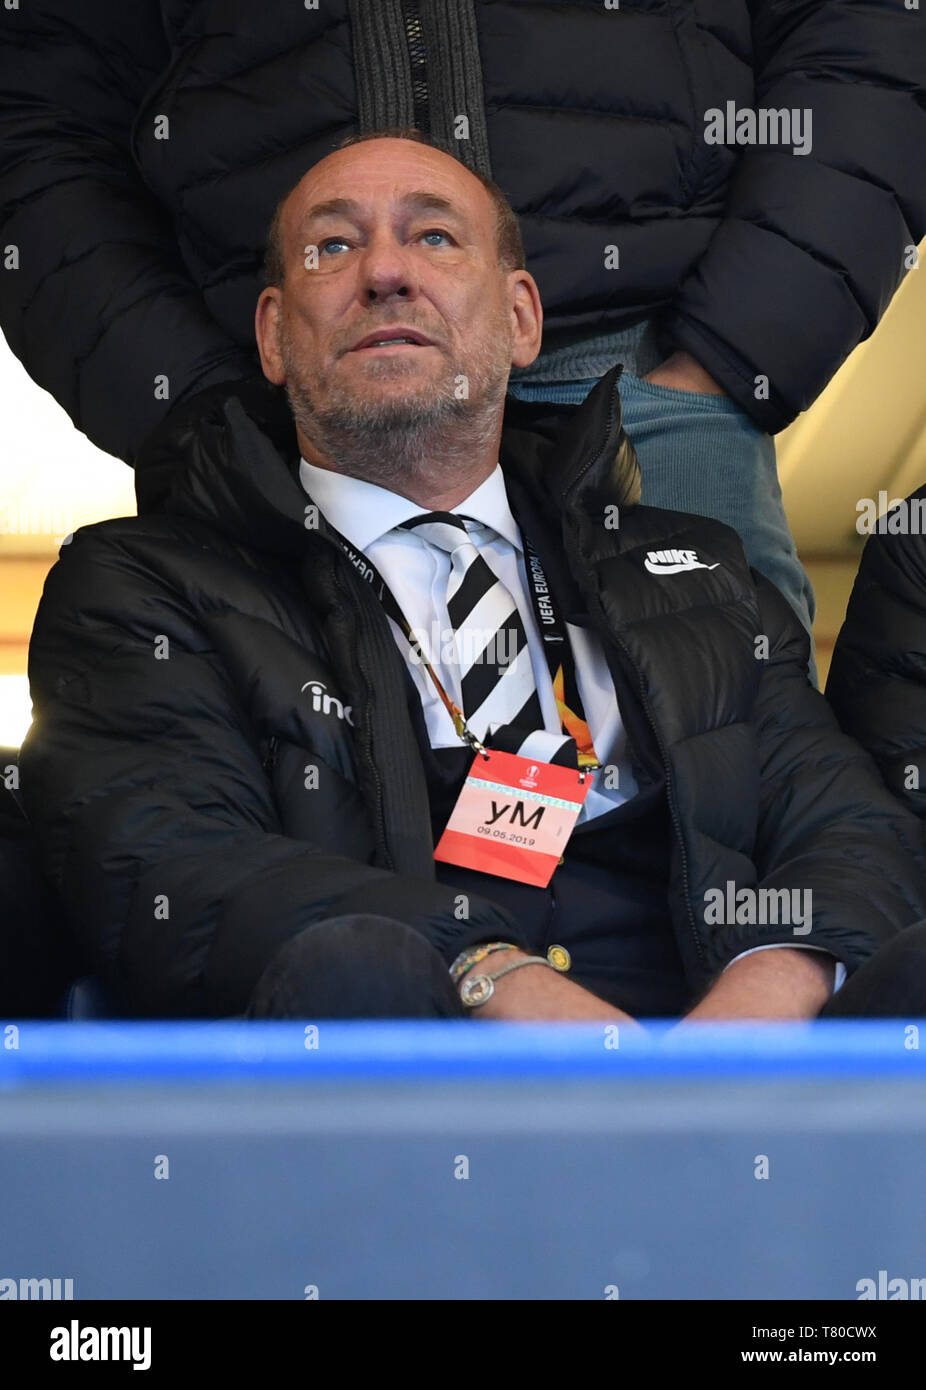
left=420, top=230, right=451, bottom=246
left=321, top=238, right=350, bottom=255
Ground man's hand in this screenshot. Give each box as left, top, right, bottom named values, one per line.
left=678, top=948, right=835, bottom=1025
left=462, top=948, right=639, bottom=1024
left=643, top=349, right=726, bottom=396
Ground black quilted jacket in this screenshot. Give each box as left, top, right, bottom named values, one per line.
left=18, top=371, right=926, bottom=1016
left=827, top=484, right=926, bottom=825
left=1, top=0, right=924, bottom=462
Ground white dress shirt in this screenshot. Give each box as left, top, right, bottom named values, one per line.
left=300, top=458, right=637, bottom=823
left=299, top=457, right=844, bottom=994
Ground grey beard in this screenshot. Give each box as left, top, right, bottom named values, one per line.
left=286, top=375, right=506, bottom=492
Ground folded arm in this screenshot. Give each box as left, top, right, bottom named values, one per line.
left=0, top=3, right=254, bottom=463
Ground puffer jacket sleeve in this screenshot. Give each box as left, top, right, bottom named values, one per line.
left=665, top=0, right=926, bottom=434
left=725, top=575, right=926, bottom=980
left=19, top=526, right=523, bottom=1018
left=826, top=486, right=926, bottom=822
left=0, top=3, right=255, bottom=465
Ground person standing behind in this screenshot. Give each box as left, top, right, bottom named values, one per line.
left=1, top=0, right=924, bottom=645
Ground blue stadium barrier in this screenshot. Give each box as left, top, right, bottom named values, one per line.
left=1, top=1020, right=925, bottom=1300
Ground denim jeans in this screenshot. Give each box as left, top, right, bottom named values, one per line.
left=508, top=373, right=817, bottom=682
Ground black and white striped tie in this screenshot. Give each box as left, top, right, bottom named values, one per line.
left=401, top=511, right=544, bottom=742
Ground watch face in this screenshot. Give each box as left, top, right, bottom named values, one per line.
left=547, top=944, right=571, bottom=972
left=462, top=974, right=493, bottom=1007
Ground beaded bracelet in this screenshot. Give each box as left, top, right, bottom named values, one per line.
left=449, top=941, right=517, bottom=986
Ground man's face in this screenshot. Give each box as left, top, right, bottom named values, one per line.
left=256, top=139, right=540, bottom=454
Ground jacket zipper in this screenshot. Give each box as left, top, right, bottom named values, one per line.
left=613, top=627, right=706, bottom=974
left=262, top=735, right=279, bottom=776
left=402, top=1, right=431, bottom=131
left=333, top=568, right=392, bottom=872
left=563, top=368, right=707, bottom=974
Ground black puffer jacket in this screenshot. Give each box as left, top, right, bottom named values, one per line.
left=827, top=484, right=926, bottom=824
left=0, top=757, right=80, bottom=1016
left=18, top=371, right=926, bottom=1017
left=1, top=0, right=924, bottom=462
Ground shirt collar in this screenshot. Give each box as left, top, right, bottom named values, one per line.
left=298, top=458, right=523, bottom=553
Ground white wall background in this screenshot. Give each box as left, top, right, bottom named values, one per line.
left=0, top=329, right=135, bottom=556
left=0, top=330, right=134, bottom=744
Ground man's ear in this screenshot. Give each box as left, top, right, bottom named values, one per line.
left=509, top=270, right=543, bottom=370
left=255, top=287, right=286, bottom=386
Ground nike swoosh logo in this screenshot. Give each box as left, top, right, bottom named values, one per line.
left=644, top=559, right=720, bottom=575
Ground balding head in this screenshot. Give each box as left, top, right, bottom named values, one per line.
left=253, top=133, right=542, bottom=507
left=264, top=129, right=525, bottom=288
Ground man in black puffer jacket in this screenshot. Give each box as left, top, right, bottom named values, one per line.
left=2, top=1, right=924, bottom=639
left=17, top=134, right=926, bottom=1022
left=827, top=485, right=926, bottom=824
left=825, top=492, right=926, bottom=1016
